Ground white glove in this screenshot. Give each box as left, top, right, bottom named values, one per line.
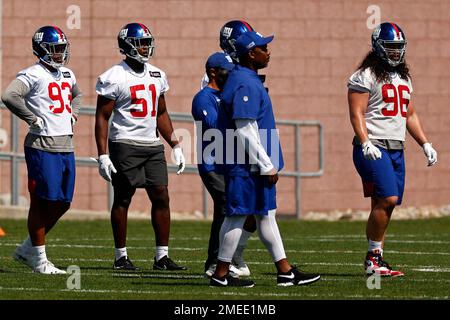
left=30, top=117, right=44, bottom=132
left=422, top=142, right=437, bottom=166
left=362, top=140, right=382, bottom=160
left=173, top=145, right=185, bottom=175
left=98, top=154, right=117, bottom=182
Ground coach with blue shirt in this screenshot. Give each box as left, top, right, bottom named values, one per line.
left=210, top=32, right=321, bottom=287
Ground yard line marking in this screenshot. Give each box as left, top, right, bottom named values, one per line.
left=3, top=257, right=449, bottom=277
left=412, top=268, right=450, bottom=273
left=2, top=257, right=447, bottom=271
left=2, top=234, right=440, bottom=242
left=1, top=242, right=450, bottom=255
left=313, top=239, right=450, bottom=244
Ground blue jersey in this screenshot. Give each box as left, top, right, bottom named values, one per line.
left=219, top=65, right=284, bottom=176
left=192, top=86, right=222, bottom=173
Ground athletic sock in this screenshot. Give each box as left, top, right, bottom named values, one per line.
left=115, top=247, right=128, bottom=261
left=368, top=240, right=383, bottom=256
left=21, top=236, right=32, bottom=252
left=156, top=246, right=169, bottom=261
left=30, top=245, right=47, bottom=263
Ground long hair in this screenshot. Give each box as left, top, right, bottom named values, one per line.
left=357, top=51, right=411, bottom=83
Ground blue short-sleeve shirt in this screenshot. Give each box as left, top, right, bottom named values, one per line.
left=219, top=65, right=284, bottom=176
left=192, top=86, right=222, bottom=173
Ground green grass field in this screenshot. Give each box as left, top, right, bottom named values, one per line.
left=0, top=217, right=449, bottom=300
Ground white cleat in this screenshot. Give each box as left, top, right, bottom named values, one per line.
left=204, top=263, right=217, bottom=278
left=13, top=245, right=34, bottom=268
left=230, top=263, right=251, bottom=277
left=231, top=245, right=251, bottom=276
left=33, top=260, right=67, bottom=275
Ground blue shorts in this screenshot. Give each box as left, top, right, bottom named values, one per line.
left=353, top=145, right=405, bottom=205
left=224, top=174, right=276, bottom=216
left=24, top=147, right=76, bottom=202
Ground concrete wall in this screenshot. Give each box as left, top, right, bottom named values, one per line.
left=1, top=0, right=449, bottom=216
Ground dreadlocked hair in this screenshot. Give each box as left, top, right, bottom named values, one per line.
left=357, top=50, right=411, bottom=83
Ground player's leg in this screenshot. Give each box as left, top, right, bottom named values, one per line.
left=210, top=215, right=254, bottom=287
left=144, top=145, right=186, bottom=270
left=146, top=185, right=187, bottom=270
left=27, top=193, right=46, bottom=247
left=356, top=148, right=405, bottom=276
left=15, top=148, right=68, bottom=274
left=147, top=187, right=186, bottom=273
left=111, top=183, right=138, bottom=270
left=199, top=171, right=226, bottom=276
left=43, top=152, right=75, bottom=234
left=231, top=214, right=255, bottom=276
left=108, top=142, right=144, bottom=270
left=255, top=210, right=320, bottom=286
left=147, top=185, right=170, bottom=247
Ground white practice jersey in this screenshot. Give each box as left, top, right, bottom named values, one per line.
left=96, top=61, right=169, bottom=142
left=348, top=68, right=413, bottom=141
left=17, top=63, right=76, bottom=136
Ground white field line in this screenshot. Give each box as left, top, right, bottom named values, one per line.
left=312, top=239, right=450, bottom=244
left=80, top=272, right=450, bottom=281
left=0, top=286, right=447, bottom=299
left=2, top=234, right=444, bottom=242
left=2, top=256, right=449, bottom=274
left=1, top=242, right=450, bottom=255
left=412, top=268, right=450, bottom=273
left=3, top=268, right=450, bottom=283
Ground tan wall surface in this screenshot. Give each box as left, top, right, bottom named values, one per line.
left=1, top=0, right=449, bottom=216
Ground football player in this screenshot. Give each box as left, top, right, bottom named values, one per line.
left=2, top=26, right=82, bottom=274
left=200, top=20, right=254, bottom=89
left=348, top=22, right=438, bottom=277
left=192, top=52, right=240, bottom=277
left=210, top=31, right=321, bottom=287
left=198, top=20, right=256, bottom=277
left=94, top=23, right=186, bottom=271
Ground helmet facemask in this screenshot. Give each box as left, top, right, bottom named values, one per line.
left=223, top=39, right=239, bottom=62
left=124, top=36, right=155, bottom=64
left=375, top=39, right=407, bottom=67
left=39, top=41, right=70, bottom=69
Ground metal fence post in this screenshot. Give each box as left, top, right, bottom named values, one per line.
left=295, top=124, right=301, bottom=219
left=11, top=115, right=19, bottom=205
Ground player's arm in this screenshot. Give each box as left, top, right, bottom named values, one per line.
left=157, top=94, right=179, bottom=148
left=348, top=89, right=370, bottom=144
left=1, top=79, right=37, bottom=125
left=406, top=100, right=437, bottom=166
left=406, top=101, right=428, bottom=146
left=348, top=88, right=381, bottom=160
left=95, top=95, right=114, bottom=156
left=157, top=94, right=185, bottom=174
left=235, top=119, right=278, bottom=185
left=71, top=83, right=83, bottom=122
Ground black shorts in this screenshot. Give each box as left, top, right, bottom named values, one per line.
left=109, top=142, right=168, bottom=188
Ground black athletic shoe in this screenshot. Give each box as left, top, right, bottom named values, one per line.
left=210, top=274, right=255, bottom=287
left=113, top=256, right=139, bottom=271
left=277, top=266, right=321, bottom=286
left=153, top=255, right=187, bottom=271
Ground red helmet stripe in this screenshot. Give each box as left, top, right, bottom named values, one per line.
left=240, top=20, right=254, bottom=31
left=390, top=23, right=401, bottom=39
left=138, top=23, right=149, bottom=35
left=53, top=25, right=65, bottom=41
